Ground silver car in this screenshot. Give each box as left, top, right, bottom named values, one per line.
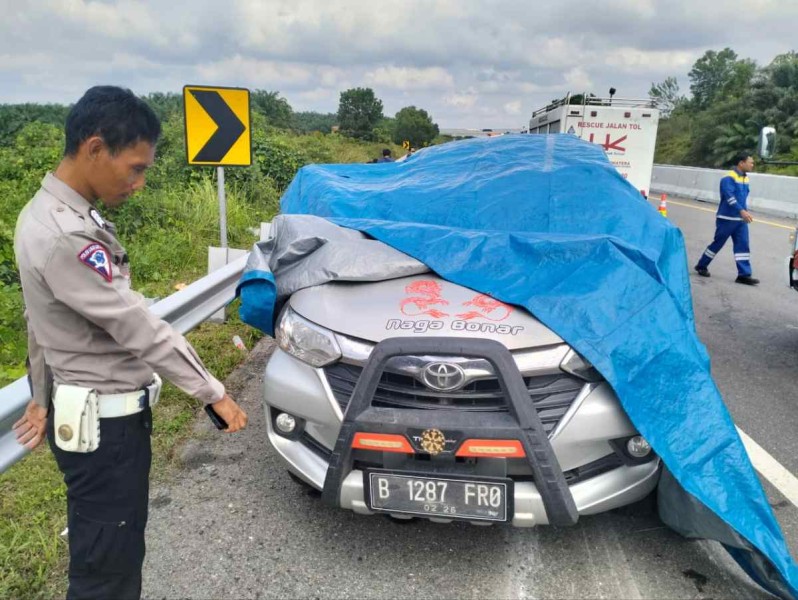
left=263, top=274, right=660, bottom=526
left=788, top=226, right=798, bottom=291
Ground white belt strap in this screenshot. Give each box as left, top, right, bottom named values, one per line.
left=97, top=374, right=162, bottom=419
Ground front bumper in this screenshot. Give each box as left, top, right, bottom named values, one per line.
left=264, top=340, right=660, bottom=526
left=267, top=415, right=660, bottom=526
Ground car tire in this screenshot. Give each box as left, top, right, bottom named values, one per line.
left=613, top=488, right=658, bottom=518
left=384, top=514, right=418, bottom=525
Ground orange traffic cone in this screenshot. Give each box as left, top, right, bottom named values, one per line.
left=658, top=194, right=668, bottom=217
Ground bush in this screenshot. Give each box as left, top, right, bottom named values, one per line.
left=0, top=122, right=63, bottom=189
left=112, top=177, right=269, bottom=296
left=0, top=209, right=19, bottom=287
left=0, top=104, right=69, bottom=147
left=251, top=135, right=309, bottom=193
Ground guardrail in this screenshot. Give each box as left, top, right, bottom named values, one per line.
left=0, top=253, right=249, bottom=474
left=651, top=165, right=798, bottom=219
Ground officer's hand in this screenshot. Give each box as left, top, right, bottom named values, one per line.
left=13, top=400, right=48, bottom=450
left=210, top=394, right=248, bottom=433
left=740, top=209, right=754, bottom=223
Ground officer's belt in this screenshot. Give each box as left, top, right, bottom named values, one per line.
left=53, top=375, right=163, bottom=419
left=96, top=375, right=162, bottom=418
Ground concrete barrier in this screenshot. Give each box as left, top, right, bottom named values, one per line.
left=651, top=165, right=798, bottom=219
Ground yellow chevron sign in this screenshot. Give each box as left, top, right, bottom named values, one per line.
left=183, top=85, right=251, bottom=166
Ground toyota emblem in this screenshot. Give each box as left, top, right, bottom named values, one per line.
left=422, top=362, right=466, bottom=391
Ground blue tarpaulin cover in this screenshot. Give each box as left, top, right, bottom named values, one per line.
left=241, top=134, right=798, bottom=598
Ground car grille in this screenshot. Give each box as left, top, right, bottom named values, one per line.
left=323, top=362, right=585, bottom=436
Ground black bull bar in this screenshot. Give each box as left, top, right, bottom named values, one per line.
left=321, top=337, right=579, bottom=526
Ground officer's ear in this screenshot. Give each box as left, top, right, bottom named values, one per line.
left=84, top=136, right=106, bottom=161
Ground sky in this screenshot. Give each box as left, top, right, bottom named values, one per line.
left=1, top=0, right=796, bottom=128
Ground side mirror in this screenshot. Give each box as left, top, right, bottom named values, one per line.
left=758, top=126, right=776, bottom=159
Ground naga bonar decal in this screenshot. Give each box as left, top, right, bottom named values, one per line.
left=386, top=318, right=524, bottom=335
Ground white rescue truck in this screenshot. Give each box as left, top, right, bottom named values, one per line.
left=529, top=93, right=660, bottom=197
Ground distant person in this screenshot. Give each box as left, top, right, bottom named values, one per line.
left=695, top=151, right=759, bottom=285
left=377, top=148, right=394, bottom=163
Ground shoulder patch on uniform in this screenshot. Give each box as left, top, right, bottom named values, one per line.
left=78, top=243, right=113, bottom=282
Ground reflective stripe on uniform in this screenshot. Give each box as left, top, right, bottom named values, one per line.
left=717, top=215, right=743, bottom=221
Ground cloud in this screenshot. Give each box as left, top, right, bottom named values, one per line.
left=48, top=0, right=161, bottom=41
left=0, top=52, right=54, bottom=72
left=504, top=100, right=522, bottom=115
left=364, top=66, right=454, bottom=91
left=0, top=0, right=796, bottom=126
left=604, top=48, right=695, bottom=73
left=443, top=92, right=478, bottom=110
left=564, top=67, right=593, bottom=90
left=195, top=56, right=315, bottom=89
left=295, top=87, right=338, bottom=105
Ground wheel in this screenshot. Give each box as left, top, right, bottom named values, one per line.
left=613, top=488, right=658, bottom=517
left=384, top=514, right=418, bottom=525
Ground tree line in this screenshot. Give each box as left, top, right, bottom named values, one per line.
left=0, top=87, right=440, bottom=151
left=650, top=48, right=798, bottom=174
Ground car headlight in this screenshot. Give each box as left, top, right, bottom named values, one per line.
left=276, top=306, right=342, bottom=368
left=560, top=348, right=602, bottom=382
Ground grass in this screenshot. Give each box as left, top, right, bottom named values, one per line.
left=0, top=445, right=66, bottom=600
left=114, top=177, right=277, bottom=298
left=0, top=310, right=263, bottom=599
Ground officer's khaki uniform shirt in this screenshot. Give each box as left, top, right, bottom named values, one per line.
left=14, top=173, right=225, bottom=408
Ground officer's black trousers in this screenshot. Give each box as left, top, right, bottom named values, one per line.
left=48, top=407, right=152, bottom=600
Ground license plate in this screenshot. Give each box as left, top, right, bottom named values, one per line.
left=366, top=470, right=512, bottom=522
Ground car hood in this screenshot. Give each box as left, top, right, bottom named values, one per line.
left=289, top=274, right=563, bottom=350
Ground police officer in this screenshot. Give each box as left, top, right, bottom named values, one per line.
left=12, top=86, right=248, bottom=599
left=695, top=151, right=759, bottom=285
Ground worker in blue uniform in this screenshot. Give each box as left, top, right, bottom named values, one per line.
left=695, top=152, right=759, bottom=285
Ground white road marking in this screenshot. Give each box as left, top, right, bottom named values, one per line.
left=737, top=427, right=798, bottom=508
left=659, top=195, right=798, bottom=507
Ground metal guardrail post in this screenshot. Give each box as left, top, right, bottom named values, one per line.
left=0, top=378, right=36, bottom=474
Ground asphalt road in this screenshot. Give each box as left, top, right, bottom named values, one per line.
left=142, top=198, right=798, bottom=599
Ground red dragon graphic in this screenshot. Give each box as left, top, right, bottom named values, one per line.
left=399, top=282, right=513, bottom=322
left=400, top=280, right=450, bottom=318
left=456, top=294, right=514, bottom=321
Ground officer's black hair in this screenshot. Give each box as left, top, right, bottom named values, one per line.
left=382, top=148, right=391, bottom=157
left=64, top=86, right=161, bottom=157
left=732, top=151, right=753, bottom=166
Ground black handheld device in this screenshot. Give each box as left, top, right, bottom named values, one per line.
left=204, top=404, right=228, bottom=430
